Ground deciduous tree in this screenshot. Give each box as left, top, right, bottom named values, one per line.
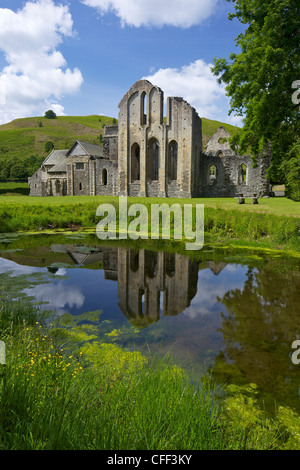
left=212, top=0, right=300, bottom=198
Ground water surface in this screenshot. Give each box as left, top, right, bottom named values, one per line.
left=0, top=232, right=299, bottom=413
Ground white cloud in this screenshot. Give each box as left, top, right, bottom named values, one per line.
left=182, top=264, right=248, bottom=319
left=81, top=0, right=218, bottom=28
left=143, top=60, right=243, bottom=125
left=25, top=282, right=85, bottom=313
left=0, top=0, right=83, bottom=124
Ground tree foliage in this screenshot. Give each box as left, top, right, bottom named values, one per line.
left=212, top=0, right=300, bottom=197
left=44, top=110, right=57, bottom=119
left=44, top=141, right=54, bottom=153
left=0, top=154, right=44, bottom=181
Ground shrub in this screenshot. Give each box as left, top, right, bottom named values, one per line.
left=44, top=141, right=54, bottom=153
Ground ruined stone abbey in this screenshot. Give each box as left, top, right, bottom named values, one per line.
left=29, top=80, right=270, bottom=198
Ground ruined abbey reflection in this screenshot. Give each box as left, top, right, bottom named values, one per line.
left=118, top=249, right=199, bottom=328
left=48, top=244, right=201, bottom=328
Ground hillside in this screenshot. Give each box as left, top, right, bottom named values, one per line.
left=0, top=114, right=240, bottom=181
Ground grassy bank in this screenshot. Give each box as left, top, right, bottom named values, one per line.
left=2, top=295, right=300, bottom=450
left=0, top=195, right=299, bottom=252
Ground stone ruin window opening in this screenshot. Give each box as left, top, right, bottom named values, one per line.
left=130, top=249, right=139, bottom=272
left=145, top=250, right=158, bottom=278
left=240, top=163, right=248, bottom=184
left=55, top=179, right=61, bottom=194
left=102, top=168, right=108, bottom=186
left=141, top=91, right=147, bottom=125
left=165, top=253, right=176, bottom=277
left=159, top=290, right=165, bottom=315
left=147, top=138, right=159, bottom=181
left=131, top=143, right=140, bottom=182
left=140, top=289, right=145, bottom=316
left=209, top=165, right=217, bottom=185
left=79, top=182, right=82, bottom=191
left=209, top=165, right=217, bottom=177
left=168, top=140, right=178, bottom=182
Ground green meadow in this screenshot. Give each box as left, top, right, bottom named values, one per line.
left=0, top=183, right=299, bottom=253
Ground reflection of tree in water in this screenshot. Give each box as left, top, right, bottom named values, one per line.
left=211, top=259, right=300, bottom=412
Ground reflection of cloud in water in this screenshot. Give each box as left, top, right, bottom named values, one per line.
left=0, top=258, right=41, bottom=276
left=0, top=257, right=84, bottom=314
left=183, top=264, right=248, bottom=319
left=56, top=268, right=67, bottom=276
left=25, top=282, right=85, bottom=314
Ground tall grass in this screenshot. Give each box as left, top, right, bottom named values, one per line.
left=0, top=198, right=299, bottom=251
left=0, top=297, right=291, bottom=450
left=0, top=299, right=223, bottom=450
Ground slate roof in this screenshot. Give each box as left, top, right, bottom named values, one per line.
left=41, top=140, right=105, bottom=174
left=43, top=149, right=68, bottom=173
left=67, top=140, right=105, bottom=158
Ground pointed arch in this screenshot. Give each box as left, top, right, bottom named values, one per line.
left=168, top=140, right=178, bottom=181
left=102, top=168, right=108, bottom=186
left=240, top=163, right=247, bottom=184
left=147, top=138, right=159, bottom=181
left=131, top=143, right=140, bottom=181
left=141, top=91, right=147, bottom=125
left=209, top=165, right=217, bottom=177
left=55, top=179, right=61, bottom=194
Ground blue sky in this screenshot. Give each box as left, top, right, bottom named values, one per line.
left=0, top=0, right=245, bottom=126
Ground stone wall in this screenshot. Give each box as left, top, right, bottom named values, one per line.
left=66, top=156, right=118, bottom=196
left=67, top=156, right=91, bottom=196
left=28, top=169, right=44, bottom=197
left=95, top=159, right=118, bottom=196
left=103, top=125, right=118, bottom=161
left=200, top=154, right=270, bottom=197
left=201, top=125, right=271, bottom=197
left=117, top=80, right=202, bottom=198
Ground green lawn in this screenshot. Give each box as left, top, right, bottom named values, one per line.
left=0, top=190, right=299, bottom=217
left=0, top=189, right=299, bottom=253
left=0, top=181, right=30, bottom=196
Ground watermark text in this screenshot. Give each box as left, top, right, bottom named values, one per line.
left=0, top=341, right=5, bottom=365
left=291, top=340, right=300, bottom=365
left=96, top=197, right=204, bottom=251
left=292, top=80, right=300, bottom=105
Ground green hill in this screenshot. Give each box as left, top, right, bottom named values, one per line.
left=0, top=114, right=240, bottom=181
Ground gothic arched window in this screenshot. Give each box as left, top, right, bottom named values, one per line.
left=131, top=143, right=140, bottom=182
left=147, top=138, right=159, bottom=181
left=168, top=140, right=178, bottom=181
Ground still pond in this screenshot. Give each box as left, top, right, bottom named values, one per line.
left=0, top=232, right=299, bottom=415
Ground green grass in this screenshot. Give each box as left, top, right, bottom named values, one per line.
left=0, top=193, right=299, bottom=252
left=0, top=183, right=298, bottom=217
left=0, top=115, right=116, bottom=158
left=0, top=181, right=30, bottom=196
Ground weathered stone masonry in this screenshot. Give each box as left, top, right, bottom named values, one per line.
left=29, top=80, right=271, bottom=198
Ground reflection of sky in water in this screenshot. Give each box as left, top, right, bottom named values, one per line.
left=0, top=257, right=42, bottom=276
left=1, top=249, right=299, bottom=413
left=0, top=255, right=250, bottom=336
left=183, top=264, right=248, bottom=319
